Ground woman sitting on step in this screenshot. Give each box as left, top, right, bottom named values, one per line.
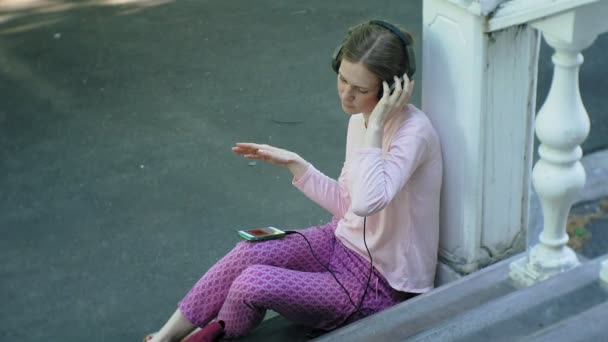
left=146, top=19, right=442, bottom=342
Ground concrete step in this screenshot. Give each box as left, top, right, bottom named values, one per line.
left=520, top=300, right=608, bottom=342
left=234, top=315, right=312, bottom=341
left=314, top=254, right=520, bottom=341
left=407, top=257, right=608, bottom=341
left=316, top=254, right=608, bottom=342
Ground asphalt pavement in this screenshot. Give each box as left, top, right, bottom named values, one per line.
left=0, top=1, right=606, bottom=341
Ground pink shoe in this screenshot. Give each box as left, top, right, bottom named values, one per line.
left=182, top=321, right=225, bottom=342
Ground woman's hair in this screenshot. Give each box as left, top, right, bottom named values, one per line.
left=341, top=22, right=414, bottom=82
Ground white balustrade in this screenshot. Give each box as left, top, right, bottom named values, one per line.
left=424, top=0, right=608, bottom=286
left=509, top=1, right=608, bottom=286
left=510, top=34, right=591, bottom=285
left=600, top=259, right=608, bottom=287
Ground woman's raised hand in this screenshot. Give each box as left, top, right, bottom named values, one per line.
left=369, top=73, right=415, bottom=127
left=232, top=143, right=309, bottom=179
left=232, top=143, right=294, bottom=165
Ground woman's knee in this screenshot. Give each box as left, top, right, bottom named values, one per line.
left=232, top=239, right=281, bottom=259
left=228, top=265, right=278, bottom=302
left=223, top=241, right=271, bottom=268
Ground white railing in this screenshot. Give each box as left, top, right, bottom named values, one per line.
left=507, top=0, right=608, bottom=286
left=423, top=0, right=608, bottom=285
left=601, top=259, right=608, bottom=285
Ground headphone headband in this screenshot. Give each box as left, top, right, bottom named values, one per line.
left=331, top=20, right=416, bottom=79
left=368, top=20, right=409, bottom=52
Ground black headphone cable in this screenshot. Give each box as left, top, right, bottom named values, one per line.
left=285, top=216, right=373, bottom=317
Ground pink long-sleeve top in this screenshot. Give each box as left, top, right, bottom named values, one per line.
left=293, top=104, right=443, bottom=293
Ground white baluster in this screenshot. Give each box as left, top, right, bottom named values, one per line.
left=510, top=32, right=596, bottom=286
left=600, top=259, right=608, bottom=288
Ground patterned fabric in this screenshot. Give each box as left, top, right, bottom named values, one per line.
left=178, top=220, right=404, bottom=338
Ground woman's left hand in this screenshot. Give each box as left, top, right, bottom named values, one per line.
left=368, top=73, right=415, bottom=128
left=232, top=142, right=310, bottom=180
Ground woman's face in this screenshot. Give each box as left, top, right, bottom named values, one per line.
left=337, top=59, right=380, bottom=115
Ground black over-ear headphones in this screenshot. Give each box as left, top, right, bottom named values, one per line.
left=331, top=20, right=416, bottom=99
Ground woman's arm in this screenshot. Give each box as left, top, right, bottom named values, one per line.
left=232, top=143, right=309, bottom=180
left=350, top=73, right=421, bottom=216
left=292, top=163, right=351, bottom=218
left=351, top=132, right=428, bottom=217
left=232, top=142, right=350, bottom=217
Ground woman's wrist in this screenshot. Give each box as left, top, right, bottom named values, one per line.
left=363, top=123, right=384, bottom=148
left=286, top=154, right=309, bottom=180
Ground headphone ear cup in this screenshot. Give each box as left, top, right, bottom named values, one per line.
left=331, top=44, right=343, bottom=74
left=406, top=45, right=416, bottom=78
left=377, top=79, right=397, bottom=100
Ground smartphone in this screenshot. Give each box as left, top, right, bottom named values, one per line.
left=238, top=227, right=286, bottom=241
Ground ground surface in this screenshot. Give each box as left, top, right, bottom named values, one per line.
left=0, top=1, right=606, bottom=341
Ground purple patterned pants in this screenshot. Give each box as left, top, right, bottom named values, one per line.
left=178, top=220, right=405, bottom=338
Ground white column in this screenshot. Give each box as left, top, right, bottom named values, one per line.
left=514, top=33, right=592, bottom=283
left=423, top=0, right=537, bottom=278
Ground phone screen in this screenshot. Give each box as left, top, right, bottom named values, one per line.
left=238, top=227, right=286, bottom=241
left=248, top=229, right=275, bottom=236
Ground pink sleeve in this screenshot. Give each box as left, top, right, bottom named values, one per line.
left=292, top=163, right=351, bottom=219
left=351, top=132, right=428, bottom=217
